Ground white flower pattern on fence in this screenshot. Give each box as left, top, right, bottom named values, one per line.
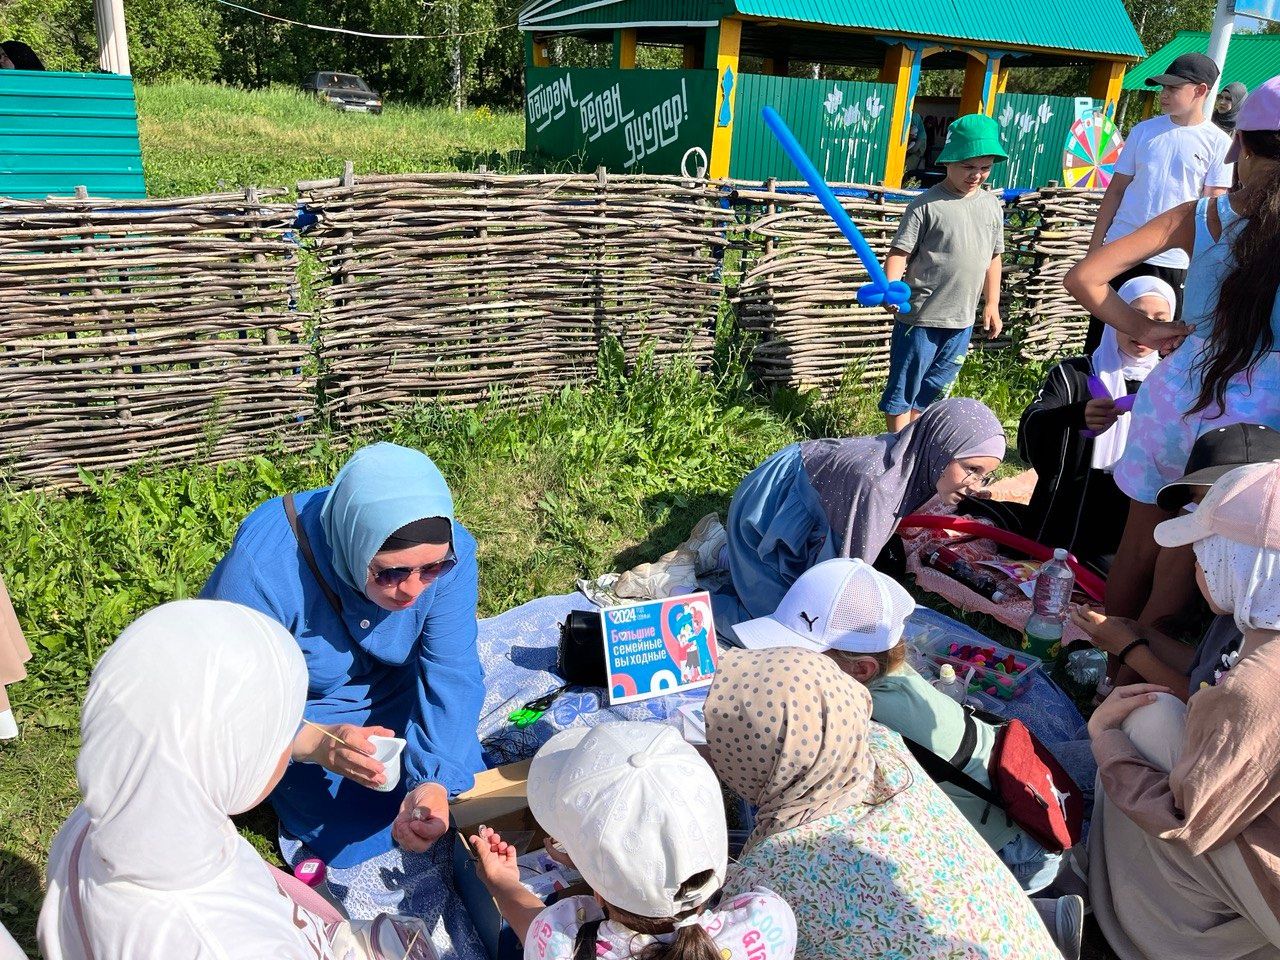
left=998, top=97, right=1057, bottom=195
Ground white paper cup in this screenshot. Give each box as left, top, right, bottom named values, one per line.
left=367, top=735, right=406, bottom=792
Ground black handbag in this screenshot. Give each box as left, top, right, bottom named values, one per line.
left=557, top=610, right=608, bottom=687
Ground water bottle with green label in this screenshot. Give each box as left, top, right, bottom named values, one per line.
left=1023, top=548, right=1074, bottom=663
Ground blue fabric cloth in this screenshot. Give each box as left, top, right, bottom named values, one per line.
left=724, top=443, right=836, bottom=622
left=320, top=443, right=457, bottom=596
left=879, top=320, right=973, bottom=415
left=201, top=450, right=485, bottom=868
left=278, top=829, right=486, bottom=960
left=473, top=593, right=705, bottom=765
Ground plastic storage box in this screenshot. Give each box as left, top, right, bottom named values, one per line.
left=910, top=625, right=1043, bottom=700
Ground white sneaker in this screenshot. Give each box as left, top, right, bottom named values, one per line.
left=685, top=513, right=729, bottom=576
left=0, top=709, right=18, bottom=740
left=614, top=548, right=698, bottom=600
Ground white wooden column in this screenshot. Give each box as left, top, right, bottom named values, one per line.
left=95, top=0, right=132, bottom=75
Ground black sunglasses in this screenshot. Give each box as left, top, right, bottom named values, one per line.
left=371, top=552, right=455, bottom=588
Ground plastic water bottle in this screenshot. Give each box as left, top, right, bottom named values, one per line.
left=1023, top=548, right=1075, bottom=663
left=931, top=663, right=969, bottom=703
left=1060, top=647, right=1108, bottom=700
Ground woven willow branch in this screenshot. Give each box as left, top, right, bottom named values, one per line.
left=0, top=190, right=307, bottom=486
left=0, top=176, right=1100, bottom=488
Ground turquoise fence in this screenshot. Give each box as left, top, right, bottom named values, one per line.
left=729, top=74, right=894, bottom=184
left=988, top=93, right=1102, bottom=191
left=0, top=71, right=145, bottom=199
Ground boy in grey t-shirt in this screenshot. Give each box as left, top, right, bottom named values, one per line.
left=879, top=114, right=1007, bottom=433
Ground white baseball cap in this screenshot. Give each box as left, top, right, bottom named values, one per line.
left=527, top=722, right=727, bottom=920
left=734, top=558, right=915, bottom=654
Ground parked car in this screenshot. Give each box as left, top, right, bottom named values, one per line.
left=302, top=72, right=383, bottom=114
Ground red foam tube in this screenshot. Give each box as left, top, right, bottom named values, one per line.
left=897, top=514, right=1105, bottom=603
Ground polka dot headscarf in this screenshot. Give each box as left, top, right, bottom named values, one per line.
left=704, top=648, right=901, bottom=851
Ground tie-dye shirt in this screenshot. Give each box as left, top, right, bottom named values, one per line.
left=1114, top=195, right=1280, bottom=505
left=523, top=890, right=796, bottom=960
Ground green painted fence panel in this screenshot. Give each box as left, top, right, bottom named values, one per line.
left=0, top=70, right=146, bottom=199
left=988, top=93, right=1101, bottom=191
left=729, top=74, right=893, bottom=185
left=525, top=66, right=717, bottom=174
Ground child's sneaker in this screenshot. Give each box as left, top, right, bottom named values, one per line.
left=0, top=709, right=18, bottom=740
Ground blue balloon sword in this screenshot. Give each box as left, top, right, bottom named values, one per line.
left=761, top=105, right=912, bottom=314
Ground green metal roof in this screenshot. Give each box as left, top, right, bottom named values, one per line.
left=731, top=0, right=1143, bottom=58
left=520, top=0, right=1145, bottom=59
left=1122, top=31, right=1280, bottom=91
left=520, top=0, right=728, bottom=31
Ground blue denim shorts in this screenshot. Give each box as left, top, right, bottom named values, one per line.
left=878, top=321, right=973, bottom=415
left=999, top=831, right=1064, bottom=894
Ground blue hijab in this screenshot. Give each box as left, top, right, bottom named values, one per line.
left=319, top=442, right=455, bottom=595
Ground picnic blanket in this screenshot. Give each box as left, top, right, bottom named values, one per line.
left=475, top=592, right=705, bottom=765
left=382, top=590, right=1091, bottom=958
left=473, top=591, right=1092, bottom=785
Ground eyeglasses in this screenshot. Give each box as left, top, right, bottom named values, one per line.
left=964, top=467, right=995, bottom=487
left=370, top=553, right=455, bottom=588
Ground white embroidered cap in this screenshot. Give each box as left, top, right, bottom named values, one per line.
left=527, top=722, right=727, bottom=920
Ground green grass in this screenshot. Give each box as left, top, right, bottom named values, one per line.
left=137, top=82, right=527, bottom=196
left=0, top=346, right=1043, bottom=956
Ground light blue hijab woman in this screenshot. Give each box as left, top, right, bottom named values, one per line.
left=203, top=442, right=485, bottom=932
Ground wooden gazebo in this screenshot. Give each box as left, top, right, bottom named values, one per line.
left=519, top=0, right=1145, bottom=188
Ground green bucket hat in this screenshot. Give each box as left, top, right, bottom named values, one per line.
left=936, top=114, right=1009, bottom=164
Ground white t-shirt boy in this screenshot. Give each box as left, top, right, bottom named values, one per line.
left=1104, top=115, right=1232, bottom=269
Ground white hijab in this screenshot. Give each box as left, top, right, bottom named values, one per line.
left=1194, top=534, right=1280, bottom=635
left=38, top=600, right=337, bottom=960
left=1090, top=276, right=1177, bottom=471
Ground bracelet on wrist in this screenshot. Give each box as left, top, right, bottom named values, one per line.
left=1117, top=637, right=1150, bottom=666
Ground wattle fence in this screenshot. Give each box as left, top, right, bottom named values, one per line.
left=0, top=173, right=1101, bottom=488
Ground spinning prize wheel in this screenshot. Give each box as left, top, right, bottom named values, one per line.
left=1063, top=112, right=1124, bottom=189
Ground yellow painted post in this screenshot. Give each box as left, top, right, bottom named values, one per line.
left=983, top=57, right=1004, bottom=114
left=1089, top=60, right=1127, bottom=117
left=1141, top=92, right=1155, bottom=119
left=709, top=18, right=742, bottom=180
left=959, top=53, right=989, bottom=115
left=997, top=65, right=1010, bottom=94
left=881, top=43, right=915, bottom=189
left=614, top=29, right=637, bottom=69
left=525, top=33, right=550, bottom=68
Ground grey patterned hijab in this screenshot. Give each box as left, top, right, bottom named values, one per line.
left=799, top=398, right=1005, bottom=562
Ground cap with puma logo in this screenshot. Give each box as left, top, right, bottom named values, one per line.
left=734, top=558, right=915, bottom=654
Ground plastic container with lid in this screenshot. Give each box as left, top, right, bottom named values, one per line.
left=918, top=633, right=1044, bottom=701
